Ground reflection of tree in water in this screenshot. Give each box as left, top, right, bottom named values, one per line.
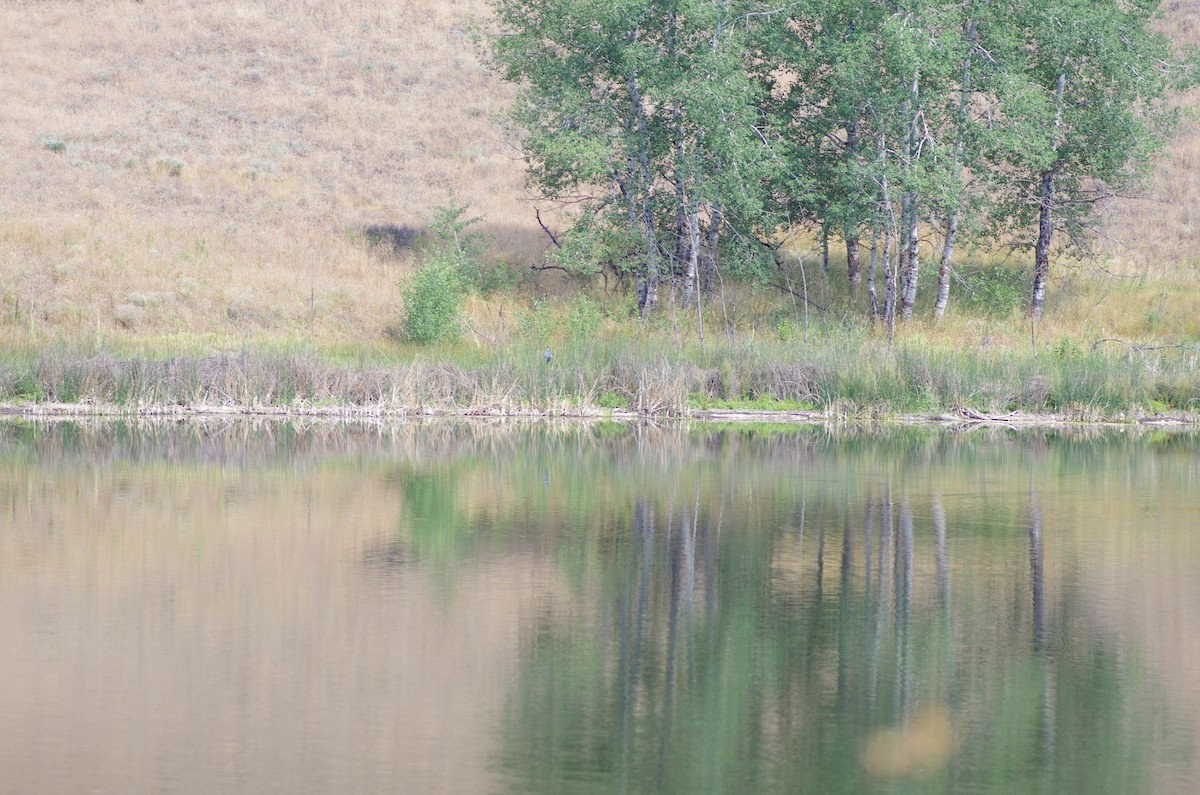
left=293, top=423, right=1173, bottom=793
left=493, top=479, right=1156, bottom=795
left=1, top=421, right=1186, bottom=792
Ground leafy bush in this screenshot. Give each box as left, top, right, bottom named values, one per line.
left=550, top=213, right=635, bottom=280
left=399, top=198, right=485, bottom=344
left=38, top=134, right=66, bottom=153
left=516, top=298, right=559, bottom=342
left=155, top=156, right=185, bottom=177
left=476, top=261, right=525, bottom=294
left=565, top=295, right=603, bottom=340
left=401, top=256, right=464, bottom=344
left=1052, top=336, right=1083, bottom=362
left=430, top=198, right=486, bottom=289
left=959, top=267, right=1026, bottom=317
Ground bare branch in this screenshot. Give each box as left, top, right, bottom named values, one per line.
left=767, top=282, right=828, bottom=313
left=535, top=207, right=561, bottom=247
left=1091, top=338, right=1193, bottom=353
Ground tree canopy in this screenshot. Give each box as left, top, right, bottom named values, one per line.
left=489, top=0, right=1187, bottom=321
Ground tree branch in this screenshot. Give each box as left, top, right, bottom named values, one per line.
left=535, top=207, right=561, bottom=247
left=767, top=282, right=828, bottom=313
left=1091, top=337, right=1192, bottom=353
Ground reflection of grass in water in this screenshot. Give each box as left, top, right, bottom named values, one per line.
left=397, top=465, right=480, bottom=596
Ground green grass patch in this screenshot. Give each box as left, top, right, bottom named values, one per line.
left=688, top=395, right=817, bottom=412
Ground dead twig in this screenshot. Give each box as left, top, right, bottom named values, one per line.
left=535, top=207, right=561, bottom=247
left=956, top=406, right=1018, bottom=423
left=1091, top=337, right=1191, bottom=353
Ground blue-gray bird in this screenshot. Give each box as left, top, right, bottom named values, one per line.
left=544, top=348, right=554, bottom=364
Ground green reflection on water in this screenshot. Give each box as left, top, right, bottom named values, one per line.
left=377, top=424, right=1191, bottom=794
left=2, top=420, right=1196, bottom=794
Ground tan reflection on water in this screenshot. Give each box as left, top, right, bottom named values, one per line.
left=861, top=707, right=956, bottom=779
left=0, top=458, right=560, bottom=795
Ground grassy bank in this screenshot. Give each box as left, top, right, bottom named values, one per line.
left=3, top=324, right=1196, bottom=422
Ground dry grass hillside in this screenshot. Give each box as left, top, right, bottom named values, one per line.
left=1, top=0, right=1198, bottom=346
left=0, top=0, right=534, bottom=344
left=1108, top=0, right=1200, bottom=276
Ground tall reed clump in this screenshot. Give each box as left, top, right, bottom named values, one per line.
left=800, top=338, right=1200, bottom=417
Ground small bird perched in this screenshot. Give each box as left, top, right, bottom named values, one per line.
left=544, top=348, right=554, bottom=364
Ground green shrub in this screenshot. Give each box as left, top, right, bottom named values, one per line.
left=1052, top=337, right=1083, bottom=362
left=430, top=197, right=487, bottom=290
left=551, top=215, right=635, bottom=280
left=960, top=267, right=1026, bottom=317
left=401, top=256, right=463, bottom=344
left=517, top=298, right=560, bottom=342
left=156, top=156, right=186, bottom=177
left=399, top=198, right=486, bottom=344
left=475, top=261, right=524, bottom=294
left=38, top=134, right=66, bottom=153
left=565, top=295, right=603, bottom=340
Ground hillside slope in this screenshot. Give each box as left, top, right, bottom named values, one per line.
left=0, top=0, right=531, bottom=343
left=1, top=0, right=1197, bottom=344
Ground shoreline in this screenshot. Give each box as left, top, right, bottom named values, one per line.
left=2, top=401, right=1196, bottom=430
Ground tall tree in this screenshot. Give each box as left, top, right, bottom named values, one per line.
left=491, top=0, right=1186, bottom=325
left=982, top=0, right=1179, bottom=318
left=490, top=0, right=772, bottom=315
left=758, top=0, right=882, bottom=297
left=764, top=0, right=963, bottom=321
left=932, top=12, right=980, bottom=322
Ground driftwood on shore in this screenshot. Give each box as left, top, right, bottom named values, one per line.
left=1, top=401, right=1196, bottom=430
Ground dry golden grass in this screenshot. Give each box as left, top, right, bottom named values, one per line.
left=0, top=0, right=1197, bottom=347
left=1101, top=0, right=1200, bottom=281
left=0, top=0, right=545, bottom=343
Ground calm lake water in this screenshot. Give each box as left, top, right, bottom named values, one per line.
left=2, top=419, right=1198, bottom=794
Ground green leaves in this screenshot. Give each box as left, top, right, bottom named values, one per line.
left=491, top=1, right=776, bottom=309
left=400, top=199, right=484, bottom=344
left=490, top=0, right=1185, bottom=319
left=401, top=256, right=465, bottom=345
